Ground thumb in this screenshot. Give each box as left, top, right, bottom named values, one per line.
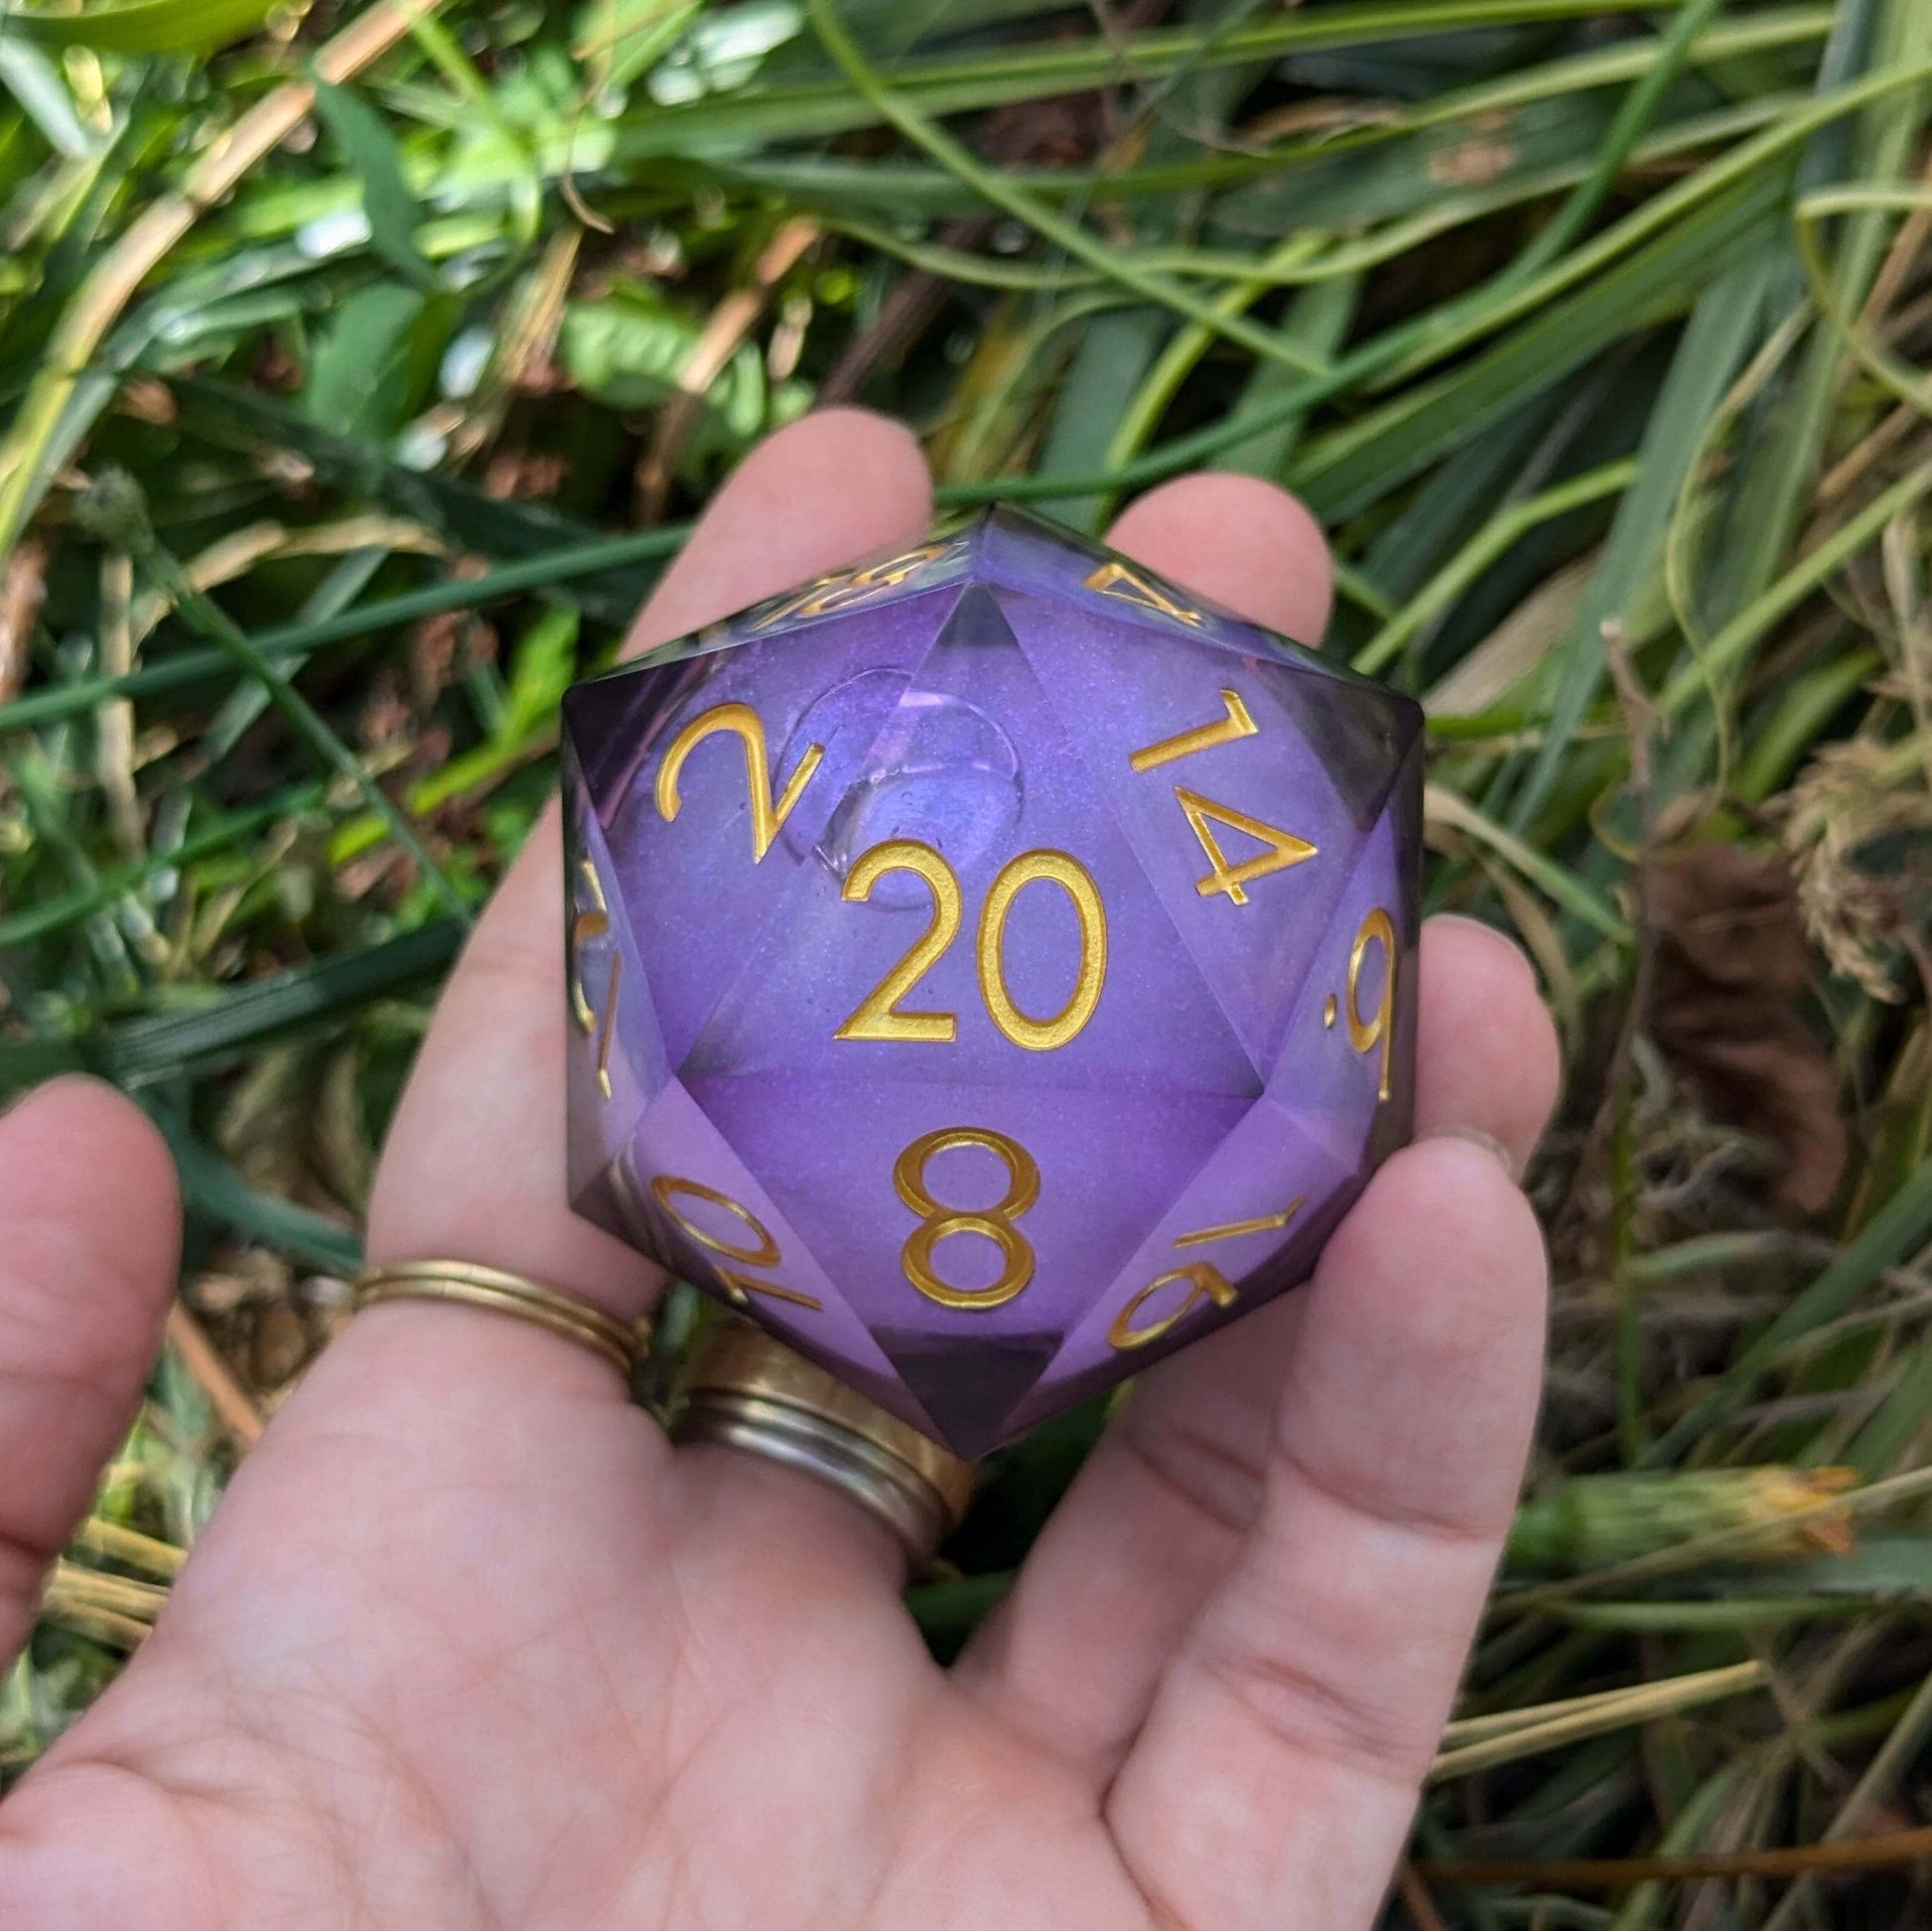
left=0, top=1079, right=180, bottom=1669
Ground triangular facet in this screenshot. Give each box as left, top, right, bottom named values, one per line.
left=561, top=586, right=966, bottom=1070
left=975, top=504, right=1291, bottom=653
left=1263, top=770, right=1419, bottom=1155
left=679, top=584, right=1260, bottom=1101
left=998, top=1094, right=1360, bottom=1438
left=1270, top=671, right=1422, bottom=833
left=562, top=748, right=669, bottom=1233
left=619, top=1078, right=946, bottom=1439
left=975, top=505, right=1429, bottom=730
left=584, top=528, right=979, bottom=683
left=993, top=583, right=1378, bottom=1081
left=873, top=1325, right=1060, bottom=1460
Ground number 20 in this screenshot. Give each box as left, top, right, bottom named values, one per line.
left=836, top=842, right=1107, bottom=1052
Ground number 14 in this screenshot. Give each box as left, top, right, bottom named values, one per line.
left=1128, top=688, right=1315, bottom=904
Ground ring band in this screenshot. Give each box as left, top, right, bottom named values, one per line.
left=673, top=1321, right=975, bottom=1570
left=355, top=1260, right=649, bottom=1379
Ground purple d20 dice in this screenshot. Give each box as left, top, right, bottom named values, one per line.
left=561, top=507, right=1422, bottom=1459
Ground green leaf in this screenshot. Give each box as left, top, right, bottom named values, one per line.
left=560, top=285, right=703, bottom=409
left=503, top=606, right=581, bottom=739
left=1645, top=1158, right=1932, bottom=1465
left=155, top=1116, right=365, bottom=1275
left=301, top=281, right=428, bottom=438
left=310, top=77, right=437, bottom=293
left=0, top=0, right=277, bottom=53
left=560, top=285, right=797, bottom=464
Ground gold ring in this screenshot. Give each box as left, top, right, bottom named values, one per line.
left=354, top=1260, right=649, bottom=1380
left=673, top=1321, right=975, bottom=1572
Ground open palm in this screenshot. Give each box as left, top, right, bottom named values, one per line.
left=0, top=412, right=1558, bottom=1931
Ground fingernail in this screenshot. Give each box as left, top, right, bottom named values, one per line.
left=1430, top=912, right=1538, bottom=984
left=1424, top=1123, right=1520, bottom=1181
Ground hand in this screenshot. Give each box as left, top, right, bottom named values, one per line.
left=0, top=412, right=1559, bottom=1931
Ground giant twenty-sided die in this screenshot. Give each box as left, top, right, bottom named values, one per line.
left=561, top=507, right=1422, bottom=1459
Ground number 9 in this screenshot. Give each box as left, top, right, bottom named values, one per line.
left=1346, top=907, right=1398, bottom=1102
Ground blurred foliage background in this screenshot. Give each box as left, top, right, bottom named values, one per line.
left=3, top=0, right=1932, bottom=1920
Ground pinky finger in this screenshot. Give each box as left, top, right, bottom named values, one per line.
left=0, top=1080, right=180, bottom=1667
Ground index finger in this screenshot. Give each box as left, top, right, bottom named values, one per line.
left=365, top=411, right=934, bottom=1319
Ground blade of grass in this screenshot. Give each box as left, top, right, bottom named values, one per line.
left=1507, top=248, right=1782, bottom=827
left=0, top=521, right=686, bottom=735
left=88, top=478, right=470, bottom=922
left=153, top=1115, right=364, bottom=1275
left=806, top=0, right=1333, bottom=384
left=1355, top=461, right=1638, bottom=677
left=1657, top=454, right=1932, bottom=716
left=1642, top=1146, right=1932, bottom=1452
left=0, top=0, right=450, bottom=558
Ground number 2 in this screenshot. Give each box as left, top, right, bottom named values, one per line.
left=655, top=701, right=823, bottom=862
left=835, top=842, right=960, bottom=1044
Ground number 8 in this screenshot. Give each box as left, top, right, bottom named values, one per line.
left=895, top=1127, right=1039, bottom=1310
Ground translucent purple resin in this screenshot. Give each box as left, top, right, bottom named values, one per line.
left=561, top=507, right=1422, bottom=1458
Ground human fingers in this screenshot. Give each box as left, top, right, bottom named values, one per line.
left=364, top=409, right=935, bottom=1354
left=0, top=1080, right=179, bottom=1666
left=958, top=475, right=1554, bottom=1780
left=1109, top=1136, right=1546, bottom=1931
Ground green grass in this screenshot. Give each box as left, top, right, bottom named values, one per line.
left=3, top=0, right=1932, bottom=1917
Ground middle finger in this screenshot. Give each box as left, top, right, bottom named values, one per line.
left=952, top=480, right=1559, bottom=1784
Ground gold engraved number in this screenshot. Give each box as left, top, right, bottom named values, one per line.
left=837, top=845, right=1107, bottom=1052
left=1346, top=906, right=1399, bottom=1102
left=1128, top=688, right=1257, bottom=772
left=1108, top=1264, right=1237, bottom=1351
left=1109, top=1196, right=1305, bottom=1350
left=1173, top=1199, right=1307, bottom=1248
left=570, top=859, right=621, bottom=1100
left=1127, top=689, right=1315, bottom=906
left=655, top=701, right=824, bottom=863
left=1175, top=791, right=1315, bottom=905
left=896, top=1127, right=1040, bottom=1310
left=650, top=1174, right=823, bottom=1312
left=752, top=542, right=951, bottom=629
left=835, top=841, right=962, bottom=1044
left=1084, top=559, right=1205, bottom=627
left=976, top=851, right=1107, bottom=1052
